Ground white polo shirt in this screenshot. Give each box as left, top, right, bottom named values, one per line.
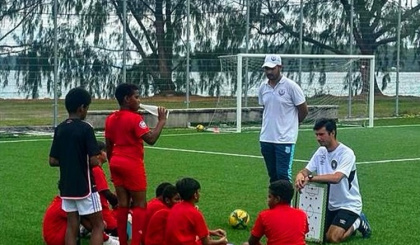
left=305, top=143, right=362, bottom=215
left=258, top=76, right=306, bottom=144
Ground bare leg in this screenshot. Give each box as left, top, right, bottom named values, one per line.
left=65, top=211, right=80, bottom=245
left=85, top=211, right=104, bottom=245
left=326, top=225, right=354, bottom=243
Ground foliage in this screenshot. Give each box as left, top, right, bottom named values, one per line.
left=248, top=0, right=420, bottom=94
left=0, top=1, right=420, bottom=98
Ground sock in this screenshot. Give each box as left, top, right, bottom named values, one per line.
left=352, top=217, right=361, bottom=230
left=131, top=206, right=147, bottom=245
left=116, top=207, right=129, bottom=245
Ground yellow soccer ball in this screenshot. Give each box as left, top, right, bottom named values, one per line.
left=228, top=209, right=250, bottom=229
left=196, top=124, right=205, bottom=132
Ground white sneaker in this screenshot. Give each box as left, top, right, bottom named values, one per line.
left=103, top=236, right=119, bottom=245
left=107, top=235, right=119, bottom=241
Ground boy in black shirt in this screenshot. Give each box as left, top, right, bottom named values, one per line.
left=49, top=87, right=104, bottom=245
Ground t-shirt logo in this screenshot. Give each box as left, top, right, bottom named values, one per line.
left=331, top=160, right=338, bottom=170
left=139, top=120, right=147, bottom=129
left=278, top=89, right=285, bottom=96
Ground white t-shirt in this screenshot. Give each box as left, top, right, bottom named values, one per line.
left=305, top=143, right=362, bottom=214
left=258, top=76, right=306, bottom=144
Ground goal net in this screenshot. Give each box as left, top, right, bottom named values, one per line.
left=211, top=54, right=375, bottom=132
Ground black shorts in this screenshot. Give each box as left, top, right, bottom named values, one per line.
left=326, top=209, right=359, bottom=231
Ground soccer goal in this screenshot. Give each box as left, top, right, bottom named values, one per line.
left=212, top=53, right=375, bottom=132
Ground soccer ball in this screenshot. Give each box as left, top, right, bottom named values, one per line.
left=196, top=124, right=205, bottom=132
left=228, top=209, right=250, bottom=229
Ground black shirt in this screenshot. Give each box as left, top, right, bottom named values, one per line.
left=50, top=118, right=100, bottom=198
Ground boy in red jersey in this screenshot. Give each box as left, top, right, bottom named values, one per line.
left=105, top=83, right=167, bottom=245
left=142, top=182, right=173, bottom=244
left=243, top=180, right=309, bottom=245
left=49, top=87, right=104, bottom=245
left=92, top=141, right=118, bottom=235
left=164, top=177, right=228, bottom=245
left=144, top=185, right=181, bottom=245
left=42, top=196, right=119, bottom=245
left=146, top=182, right=173, bottom=223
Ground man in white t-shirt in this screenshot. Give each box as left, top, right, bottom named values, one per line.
left=259, top=54, right=308, bottom=182
left=295, top=118, right=372, bottom=243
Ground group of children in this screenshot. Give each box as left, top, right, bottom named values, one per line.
left=43, top=138, right=119, bottom=244
left=43, top=83, right=310, bottom=245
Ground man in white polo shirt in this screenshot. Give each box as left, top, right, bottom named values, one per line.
left=259, top=54, right=308, bottom=183
left=295, top=118, right=372, bottom=243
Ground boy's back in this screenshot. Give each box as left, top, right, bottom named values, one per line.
left=144, top=208, right=170, bottom=245
left=105, top=110, right=148, bottom=159
left=252, top=204, right=308, bottom=245
left=50, top=118, right=99, bottom=198
left=164, top=201, right=209, bottom=245
left=42, top=196, right=67, bottom=245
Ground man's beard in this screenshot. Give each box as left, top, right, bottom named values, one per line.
left=266, top=74, right=276, bottom=80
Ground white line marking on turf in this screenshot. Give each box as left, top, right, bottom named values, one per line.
left=356, top=158, right=420, bottom=165
left=146, top=146, right=263, bottom=159
left=0, top=138, right=52, bottom=143
left=146, top=146, right=420, bottom=165
left=1, top=140, right=419, bottom=165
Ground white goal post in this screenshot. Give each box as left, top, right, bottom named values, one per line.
left=217, top=53, right=376, bottom=132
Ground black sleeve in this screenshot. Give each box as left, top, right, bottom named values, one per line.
left=49, top=127, right=60, bottom=159
left=86, top=125, right=100, bottom=157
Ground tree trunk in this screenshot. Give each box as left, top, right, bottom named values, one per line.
left=359, top=55, right=383, bottom=96
left=154, top=0, right=175, bottom=95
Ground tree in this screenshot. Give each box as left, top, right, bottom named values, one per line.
left=1, top=0, right=247, bottom=98
left=248, top=0, right=420, bottom=95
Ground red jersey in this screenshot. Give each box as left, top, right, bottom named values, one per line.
left=42, top=196, right=66, bottom=245
left=105, top=110, right=149, bottom=162
left=144, top=208, right=170, bottom=245
left=146, top=198, right=167, bottom=225
left=92, top=165, right=110, bottom=208
left=164, top=201, right=209, bottom=245
left=92, top=165, right=117, bottom=229
left=143, top=198, right=167, bottom=239
left=251, top=204, right=309, bottom=245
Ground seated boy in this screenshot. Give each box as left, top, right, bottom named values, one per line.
left=243, top=180, right=309, bottom=245
left=144, top=185, right=181, bottom=245
left=145, top=182, right=173, bottom=225
left=164, top=177, right=228, bottom=245
left=92, top=141, right=118, bottom=236
left=42, top=196, right=119, bottom=245
left=139, top=182, right=172, bottom=243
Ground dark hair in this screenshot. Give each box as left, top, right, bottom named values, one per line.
left=97, top=141, right=106, bottom=151
left=176, top=177, right=201, bottom=201
left=115, top=83, right=139, bottom=106
left=155, top=182, right=172, bottom=197
left=313, top=118, right=337, bottom=138
left=269, top=180, right=294, bottom=204
left=65, top=87, right=91, bottom=113
left=162, top=185, right=178, bottom=200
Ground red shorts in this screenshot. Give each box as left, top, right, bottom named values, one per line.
left=110, top=156, right=147, bottom=191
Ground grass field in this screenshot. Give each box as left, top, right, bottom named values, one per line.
left=1, top=123, right=420, bottom=245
